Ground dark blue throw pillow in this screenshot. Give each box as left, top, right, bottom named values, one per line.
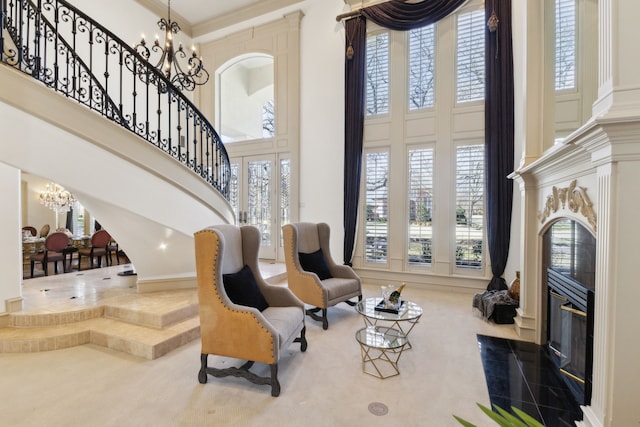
left=222, top=265, right=269, bottom=312
left=298, top=249, right=332, bottom=280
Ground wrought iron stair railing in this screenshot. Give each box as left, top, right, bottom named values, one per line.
left=0, top=0, right=230, bottom=199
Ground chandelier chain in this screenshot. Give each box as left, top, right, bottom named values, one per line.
left=133, top=0, right=209, bottom=91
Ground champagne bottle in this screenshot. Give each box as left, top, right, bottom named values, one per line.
left=388, top=283, right=405, bottom=303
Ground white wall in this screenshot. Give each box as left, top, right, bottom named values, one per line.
left=67, top=0, right=179, bottom=52
left=0, top=163, right=22, bottom=313
left=298, top=0, right=347, bottom=261
left=0, top=66, right=233, bottom=295
left=195, top=0, right=349, bottom=262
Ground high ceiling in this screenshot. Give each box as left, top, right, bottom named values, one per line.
left=164, top=0, right=262, bottom=26
left=137, top=0, right=305, bottom=37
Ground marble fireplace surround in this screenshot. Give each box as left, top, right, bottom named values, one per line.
left=510, top=116, right=640, bottom=427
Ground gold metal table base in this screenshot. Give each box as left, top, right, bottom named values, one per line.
left=356, top=326, right=408, bottom=379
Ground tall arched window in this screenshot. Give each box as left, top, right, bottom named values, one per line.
left=217, top=54, right=274, bottom=143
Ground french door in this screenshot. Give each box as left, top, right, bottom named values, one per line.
left=230, top=155, right=277, bottom=260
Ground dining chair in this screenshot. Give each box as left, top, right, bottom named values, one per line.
left=107, top=239, right=121, bottom=265
left=22, top=226, right=37, bottom=238
left=77, top=229, right=111, bottom=270
left=39, top=224, right=50, bottom=238
left=29, top=231, right=70, bottom=277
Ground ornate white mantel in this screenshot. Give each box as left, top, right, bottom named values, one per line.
left=511, top=1, right=640, bottom=426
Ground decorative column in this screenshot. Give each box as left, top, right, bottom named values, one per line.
left=513, top=0, right=546, bottom=170
left=510, top=172, right=540, bottom=343
left=509, top=0, right=548, bottom=342
left=577, top=0, right=640, bottom=425
left=578, top=121, right=640, bottom=427
left=592, top=0, right=640, bottom=120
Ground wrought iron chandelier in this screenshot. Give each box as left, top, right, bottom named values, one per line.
left=134, top=0, right=209, bottom=91
left=39, top=182, right=76, bottom=213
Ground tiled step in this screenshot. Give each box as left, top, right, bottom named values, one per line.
left=1, top=289, right=201, bottom=359
left=1, top=262, right=286, bottom=359
left=89, top=316, right=200, bottom=359
left=0, top=316, right=200, bottom=359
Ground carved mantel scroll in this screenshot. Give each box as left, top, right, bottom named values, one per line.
left=538, top=180, right=597, bottom=232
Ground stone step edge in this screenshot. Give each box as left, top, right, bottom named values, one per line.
left=0, top=316, right=201, bottom=360
left=103, top=302, right=199, bottom=329
left=9, top=301, right=198, bottom=329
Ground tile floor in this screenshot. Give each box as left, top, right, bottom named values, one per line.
left=476, top=334, right=583, bottom=426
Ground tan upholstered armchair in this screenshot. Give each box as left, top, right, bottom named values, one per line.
left=194, top=224, right=307, bottom=397
left=282, top=222, right=362, bottom=330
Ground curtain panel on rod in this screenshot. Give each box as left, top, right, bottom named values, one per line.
left=344, top=0, right=515, bottom=287
left=342, top=0, right=470, bottom=265
left=361, top=0, right=469, bottom=30
left=484, top=0, right=514, bottom=291
left=343, top=16, right=366, bottom=265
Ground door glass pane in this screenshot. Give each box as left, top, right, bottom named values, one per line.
left=229, top=162, right=240, bottom=221
left=280, top=158, right=291, bottom=247
left=247, top=160, right=272, bottom=246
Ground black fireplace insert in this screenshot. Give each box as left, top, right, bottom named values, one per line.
left=543, top=218, right=596, bottom=407
left=547, top=268, right=594, bottom=406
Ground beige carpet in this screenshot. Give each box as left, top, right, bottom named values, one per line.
left=0, top=284, right=518, bottom=427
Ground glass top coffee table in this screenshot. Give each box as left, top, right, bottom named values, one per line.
left=355, top=297, right=423, bottom=349
left=355, top=325, right=408, bottom=379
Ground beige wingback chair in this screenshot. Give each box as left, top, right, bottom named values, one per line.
left=194, top=224, right=307, bottom=397
left=282, top=222, right=362, bottom=330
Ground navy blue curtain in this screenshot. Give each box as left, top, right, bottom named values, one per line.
left=484, top=0, right=514, bottom=291
left=343, top=16, right=366, bottom=265
left=361, top=0, right=468, bottom=30
left=65, top=208, right=73, bottom=233
left=343, top=0, right=468, bottom=265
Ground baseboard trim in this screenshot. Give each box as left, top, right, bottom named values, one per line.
left=514, top=308, right=538, bottom=342
left=5, top=297, right=24, bottom=314
left=575, top=405, right=603, bottom=427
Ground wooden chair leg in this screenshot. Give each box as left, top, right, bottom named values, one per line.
left=305, top=307, right=329, bottom=330
left=270, top=364, right=280, bottom=397
left=198, top=354, right=208, bottom=384
left=294, top=326, right=308, bottom=352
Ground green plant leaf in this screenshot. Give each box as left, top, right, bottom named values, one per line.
left=477, top=403, right=517, bottom=427
left=453, top=402, right=545, bottom=427
left=494, top=404, right=525, bottom=425
left=452, top=415, right=477, bottom=427
left=512, top=407, right=545, bottom=427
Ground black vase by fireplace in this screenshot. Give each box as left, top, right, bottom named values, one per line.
left=543, top=219, right=596, bottom=407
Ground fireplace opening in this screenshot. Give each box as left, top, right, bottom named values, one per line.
left=543, top=219, right=595, bottom=406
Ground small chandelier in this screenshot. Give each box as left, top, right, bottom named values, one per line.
left=133, top=0, right=209, bottom=91
left=39, top=182, right=76, bottom=213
